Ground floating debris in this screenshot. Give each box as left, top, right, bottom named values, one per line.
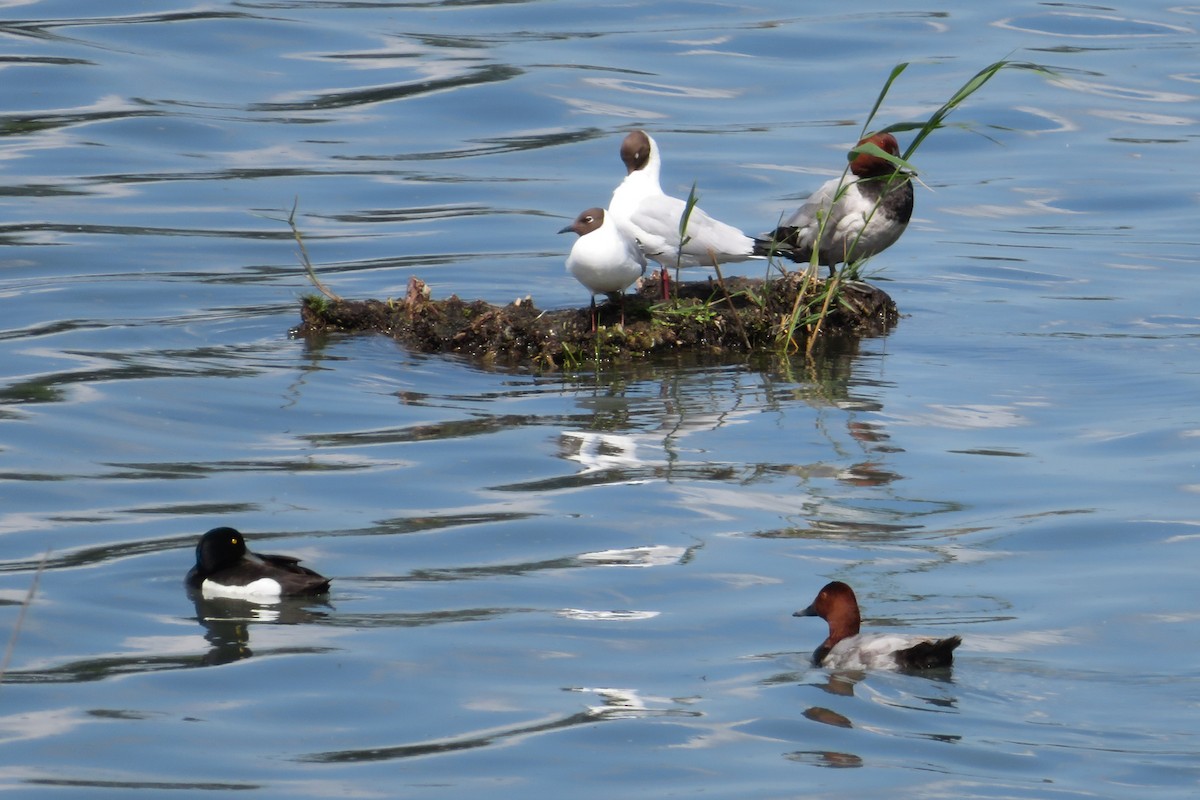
left=293, top=272, right=897, bottom=368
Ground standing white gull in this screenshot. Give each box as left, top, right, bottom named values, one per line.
left=608, top=130, right=755, bottom=298
left=559, top=206, right=645, bottom=330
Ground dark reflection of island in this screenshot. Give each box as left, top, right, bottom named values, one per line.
left=188, top=590, right=332, bottom=667
left=488, top=346, right=915, bottom=515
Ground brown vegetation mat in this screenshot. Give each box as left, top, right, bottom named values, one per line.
left=294, top=271, right=897, bottom=367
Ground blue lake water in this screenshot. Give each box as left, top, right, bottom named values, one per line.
left=2, top=1, right=1199, bottom=797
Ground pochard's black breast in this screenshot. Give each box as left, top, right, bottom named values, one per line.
left=858, top=175, right=914, bottom=226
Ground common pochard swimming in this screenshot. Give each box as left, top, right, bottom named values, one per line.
left=795, top=580, right=960, bottom=670
left=755, top=132, right=913, bottom=277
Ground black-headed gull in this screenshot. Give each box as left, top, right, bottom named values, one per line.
left=608, top=130, right=755, bottom=298
left=755, top=132, right=913, bottom=277
left=559, top=207, right=646, bottom=330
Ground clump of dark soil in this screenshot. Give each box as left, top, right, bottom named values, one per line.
left=293, top=270, right=896, bottom=367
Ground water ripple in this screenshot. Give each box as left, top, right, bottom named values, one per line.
left=994, top=11, right=1194, bottom=38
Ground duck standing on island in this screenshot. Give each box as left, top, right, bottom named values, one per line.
left=755, top=132, right=913, bottom=277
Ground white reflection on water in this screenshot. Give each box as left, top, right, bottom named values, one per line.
left=582, top=77, right=740, bottom=99
left=560, top=430, right=644, bottom=473
left=554, top=94, right=665, bottom=119
left=1091, top=109, right=1195, bottom=126
left=940, top=187, right=1086, bottom=219
left=994, top=11, right=1193, bottom=38
left=884, top=403, right=1030, bottom=429
left=0, top=709, right=84, bottom=746
left=555, top=608, right=659, bottom=621
left=566, top=685, right=691, bottom=720
left=963, top=629, right=1076, bottom=653
left=1052, top=76, right=1195, bottom=104
left=576, top=545, right=688, bottom=567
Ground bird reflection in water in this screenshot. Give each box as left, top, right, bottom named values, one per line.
left=188, top=592, right=332, bottom=667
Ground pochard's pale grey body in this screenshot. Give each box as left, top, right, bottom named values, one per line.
left=756, top=133, right=914, bottom=276
left=795, top=581, right=960, bottom=670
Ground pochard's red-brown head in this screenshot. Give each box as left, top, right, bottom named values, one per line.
left=794, top=580, right=862, bottom=639
left=849, top=133, right=902, bottom=179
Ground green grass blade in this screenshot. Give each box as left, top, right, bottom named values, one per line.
left=900, top=60, right=1049, bottom=160
left=679, top=182, right=699, bottom=240
left=676, top=181, right=699, bottom=270
left=860, top=62, right=909, bottom=138
left=847, top=140, right=917, bottom=174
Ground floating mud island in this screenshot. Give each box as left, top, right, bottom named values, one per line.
left=294, top=270, right=897, bottom=368
left=291, top=61, right=1029, bottom=368
left=294, top=127, right=906, bottom=367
